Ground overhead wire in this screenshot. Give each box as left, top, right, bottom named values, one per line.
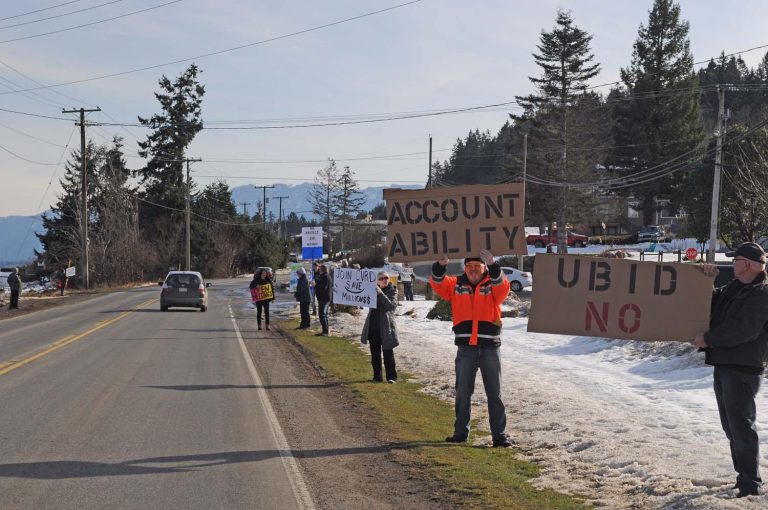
left=0, top=0, right=126, bottom=30
left=0, top=1, right=82, bottom=22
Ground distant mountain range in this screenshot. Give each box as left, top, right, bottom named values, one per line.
left=0, top=215, right=44, bottom=267
left=0, top=183, right=419, bottom=265
left=229, top=183, right=420, bottom=219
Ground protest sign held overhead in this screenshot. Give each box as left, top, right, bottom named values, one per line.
left=301, top=227, right=323, bottom=260
left=528, top=255, right=713, bottom=342
left=332, top=268, right=378, bottom=308
left=383, top=183, right=526, bottom=262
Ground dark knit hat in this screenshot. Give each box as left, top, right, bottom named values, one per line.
left=725, top=242, right=766, bottom=263
left=464, top=257, right=484, bottom=265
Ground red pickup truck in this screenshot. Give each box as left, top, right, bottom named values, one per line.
left=526, top=230, right=588, bottom=248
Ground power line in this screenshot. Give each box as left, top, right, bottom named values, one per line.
left=0, top=0, right=184, bottom=44
left=0, top=1, right=82, bottom=22
left=0, top=0, right=423, bottom=93
left=0, top=0, right=126, bottom=30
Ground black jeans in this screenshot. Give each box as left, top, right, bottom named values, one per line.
left=403, top=281, right=413, bottom=301
left=713, top=365, right=763, bottom=494
left=9, top=289, right=19, bottom=309
left=317, top=299, right=330, bottom=333
left=256, top=301, right=270, bottom=326
left=369, top=336, right=397, bottom=382
left=299, top=301, right=310, bottom=328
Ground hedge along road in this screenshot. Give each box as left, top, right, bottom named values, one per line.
left=0, top=281, right=313, bottom=510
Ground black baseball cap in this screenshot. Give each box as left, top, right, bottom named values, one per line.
left=725, top=242, right=766, bottom=263
left=464, top=257, right=484, bottom=265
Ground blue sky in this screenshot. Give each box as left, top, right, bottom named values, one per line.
left=1, top=0, right=767, bottom=217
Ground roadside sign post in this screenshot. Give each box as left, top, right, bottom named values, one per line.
left=301, top=227, right=323, bottom=261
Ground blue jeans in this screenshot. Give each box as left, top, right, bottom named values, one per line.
left=317, top=300, right=330, bottom=333
left=454, top=344, right=507, bottom=439
left=713, top=366, right=763, bottom=494
left=403, top=282, right=413, bottom=301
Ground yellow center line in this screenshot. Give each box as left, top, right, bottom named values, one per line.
left=0, top=298, right=157, bottom=378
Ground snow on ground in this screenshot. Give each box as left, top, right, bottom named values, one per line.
left=321, top=298, right=768, bottom=509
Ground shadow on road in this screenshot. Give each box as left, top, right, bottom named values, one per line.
left=0, top=442, right=448, bottom=479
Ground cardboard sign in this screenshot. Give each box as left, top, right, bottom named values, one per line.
left=528, top=255, right=713, bottom=341
left=383, top=183, right=526, bottom=262
left=332, top=268, right=378, bottom=308
left=250, top=284, right=273, bottom=302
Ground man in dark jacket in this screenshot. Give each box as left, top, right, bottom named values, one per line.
left=429, top=249, right=512, bottom=448
left=314, top=264, right=331, bottom=336
left=7, top=268, right=21, bottom=309
left=294, top=267, right=311, bottom=329
left=694, top=242, right=768, bottom=498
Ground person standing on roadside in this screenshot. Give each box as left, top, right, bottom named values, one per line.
left=294, top=267, right=311, bottom=329
left=310, top=261, right=318, bottom=316
left=693, top=242, right=768, bottom=498
left=7, top=268, right=21, bottom=310
left=314, top=263, right=331, bottom=336
left=429, top=249, right=512, bottom=448
left=361, top=271, right=399, bottom=383
left=58, top=269, right=67, bottom=296
left=249, top=269, right=275, bottom=331
left=400, top=262, right=414, bottom=301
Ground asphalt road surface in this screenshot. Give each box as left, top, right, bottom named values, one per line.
left=0, top=281, right=314, bottom=510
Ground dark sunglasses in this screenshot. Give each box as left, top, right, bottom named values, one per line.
left=378, top=276, right=389, bottom=280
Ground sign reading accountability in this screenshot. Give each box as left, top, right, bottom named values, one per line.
left=302, top=227, right=323, bottom=260
left=332, top=268, right=378, bottom=308
left=383, top=183, right=526, bottom=262
left=528, top=255, right=713, bottom=341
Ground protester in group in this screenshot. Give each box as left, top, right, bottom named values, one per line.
left=249, top=269, right=275, bottom=331
left=314, top=263, right=331, bottom=336
left=58, top=268, right=67, bottom=296
left=294, top=267, right=311, bottom=329
left=361, top=270, right=399, bottom=383
left=429, top=249, right=512, bottom=447
left=400, top=262, right=414, bottom=301
left=310, top=261, right=318, bottom=316
left=693, top=241, right=768, bottom=498
left=7, top=267, right=20, bottom=310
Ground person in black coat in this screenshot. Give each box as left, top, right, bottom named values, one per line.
left=693, top=242, right=768, bottom=498
left=361, top=271, right=399, bottom=383
left=249, top=269, right=275, bottom=330
left=314, top=264, right=331, bottom=336
left=294, top=267, right=311, bottom=329
left=7, top=268, right=21, bottom=309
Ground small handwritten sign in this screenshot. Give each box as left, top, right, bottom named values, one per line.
left=332, top=268, right=378, bottom=308
left=250, top=284, right=273, bottom=302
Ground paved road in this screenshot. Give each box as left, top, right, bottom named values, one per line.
left=0, top=281, right=313, bottom=510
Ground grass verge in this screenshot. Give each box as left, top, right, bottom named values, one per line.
left=277, top=318, right=589, bottom=510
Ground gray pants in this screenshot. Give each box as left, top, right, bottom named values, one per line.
left=453, top=344, right=507, bottom=440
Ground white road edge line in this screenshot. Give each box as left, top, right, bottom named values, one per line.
left=228, top=304, right=316, bottom=510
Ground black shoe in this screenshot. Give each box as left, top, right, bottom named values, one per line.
left=492, top=436, right=512, bottom=448
left=736, top=488, right=760, bottom=498
left=445, top=435, right=467, bottom=443
left=369, top=378, right=383, bottom=383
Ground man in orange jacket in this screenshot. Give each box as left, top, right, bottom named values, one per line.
left=430, top=249, right=512, bottom=447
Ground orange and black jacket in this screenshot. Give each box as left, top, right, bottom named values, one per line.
left=429, top=262, right=510, bottom=347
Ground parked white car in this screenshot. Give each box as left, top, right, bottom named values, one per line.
left=500, top=266, right=532, bottom=292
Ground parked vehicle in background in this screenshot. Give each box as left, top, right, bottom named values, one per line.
left=159, top=271, right=211, bottom=312
left=500, top=266, right=533, bottom=293
left=526, top=230, right=588, bottom=248
left=636, top=225, right=666, bottom=243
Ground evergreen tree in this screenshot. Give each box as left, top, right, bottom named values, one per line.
left=135, top=64, right=205, bottom=274
left=308, top=159, right=340, bottom=251
left=612, top=0, right=705, bottom=225
left=514, top=9, right=606, bottom=251
left=432, top=129, right=504, bottom=185
left=333, top=166, right=366, bottom=253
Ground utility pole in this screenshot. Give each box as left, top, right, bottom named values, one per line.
left=273, top=196, right=289, bottom=240
left=427, top=135, right=433, bottom=187
left=254, top=185, right=274, bottom=226
left=519, top=133, right=528, bottom=271
left=708, top=86, right=726, bottom=263
left=184, top=158, right=202, bottom=271
left=238, top=202, right=252, bottom=217
left=62, top=106, right=101, bottom=289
